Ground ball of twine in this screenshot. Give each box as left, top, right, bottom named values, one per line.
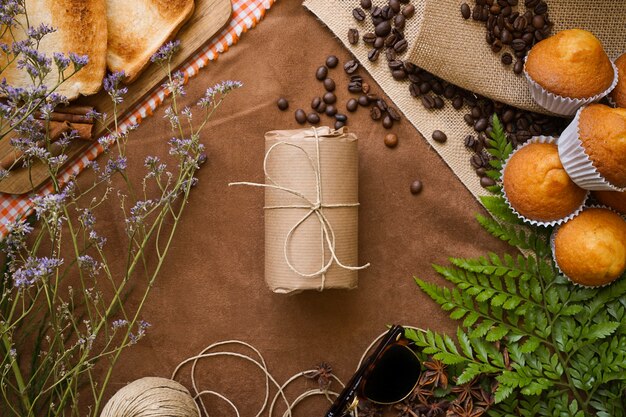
left=100, top=377, right=199, bottom=417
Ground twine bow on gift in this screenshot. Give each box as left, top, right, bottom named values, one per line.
left=229, top=127, right=370, bottom=290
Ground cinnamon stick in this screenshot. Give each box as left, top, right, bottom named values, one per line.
left=35, top=112, right=94, bottom=125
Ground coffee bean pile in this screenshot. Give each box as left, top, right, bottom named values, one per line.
left=461, top=0, right=553, bottom=74
left=348, top=0, right=566, bottom=188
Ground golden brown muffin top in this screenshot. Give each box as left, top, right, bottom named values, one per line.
left=579, top=104, right=626, bottom=187
left=503, top=143, right=587, bottom=221
left=526, top=29, right=614, bottom=99
left=593, top=190, right=626, bottom=215
left=555, top=208, right=626, bottom=286
left=611, top=53, right=626, bottom=108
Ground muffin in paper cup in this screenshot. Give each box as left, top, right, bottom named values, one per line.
left=501, top=136, right=589, bottom=227
left=550, top=206, right=626, bottom=288
left=557, top=106, right=625, bottom=192
left=524, top=57, right=618, bottom=117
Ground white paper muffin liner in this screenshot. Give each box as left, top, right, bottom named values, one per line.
left=550, top=205, right=622, bottom=288
left=524, top=57, right=618, bottom=117
left=557, top=107, right=625, bottom=192
left=501, top=136, right=589, bottom=227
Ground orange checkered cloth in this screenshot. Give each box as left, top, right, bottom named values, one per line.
left=0, top=0, right=275, bottom=238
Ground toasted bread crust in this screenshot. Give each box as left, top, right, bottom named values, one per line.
left=503, top=143, right=587, bottom=222
left=526, top=29, right=614, bottom=99
left=555, top=208, right=626, bottom=286
left=106, top=0, right=195, bottom=83
left=579, top=104, right=626, bottom=188
left=0, top=0, right=107, bottom=100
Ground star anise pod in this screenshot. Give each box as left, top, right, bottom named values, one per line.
left=450, top=379, right=483, bottom=405
left=394, top=401, right=420, bottom=417
left=422, top=358, right=448, bottom=388
left=446, top=399, right=485, bottom=417
left=416, top=400, right=450, bottom=417
left=409, top=383, right=435, bottom=404
left=357, top=399, right=383, bottom=417
left=473, top=387, right=495, bottom=410
left=304, top=362, right=333, bottom=391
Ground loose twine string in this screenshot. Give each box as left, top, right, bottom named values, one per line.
left=229, top=127, right=370, bottom=290
left=171, top=326, right=426, bottom=417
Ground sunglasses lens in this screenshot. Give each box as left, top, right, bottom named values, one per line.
left=361, top=344, right=421, bottom=404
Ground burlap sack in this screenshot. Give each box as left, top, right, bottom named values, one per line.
left=303, top=0, right=626, bottom=201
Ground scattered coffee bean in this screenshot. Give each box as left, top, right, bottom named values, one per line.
left=323, top=92, right=336, bottom=104
left=363, top=32, right=376, bottom=44
left=382, top=115, right=393, bottom=129
left=513, top=59, right=524, bottom=74
left=295, top=109, right=306, bottom=124
left=384, top=133, right=398, bottom=148
left=324, top=78, right=336, bottom=92
left=390, top=0, right=401, bottom=13
left=421, top=94, right=435, bottom=109
left=358, top=95, right=370, bottom=106
left=277, top=97, right=289, bottom=111
left=402, top=4, right=415, bottom=18
left=311, top=96, right=321, bottom=110
left=360, top=0, right=372, bottom=9
left=353, top=7, right=366, bottom=21
left=344, top=59, right=359, bottom=74
left=316, top=102, right=327, bottom=113
left=474, top=117, right=488, bottom=131
left=374, top=36, right=385, bottom=49
left=432, top=130, right=447, bottom=143
left=325, top=105, right=337, bottom=117
left=501, top=52, right=513, bottom=65
left=346, top=98, right=358, bottom=112
left=335, top=120, right=346, bottom=130
left=394, top=14, right=405, bottom=30
left=375, top=20, right=391, bottom=37
left=368, top=48, right=380, bottom=62
left=480, top=176, right=496, bottom=188
left=348, top=28, right=359, bottom=45
left=410, top=180, right=423, bottom=195
left=335, top=113, right=348, bottom=122
left=370, top=107, right=382, bottom=120
left=387, top=107, right=401, bottom=121
left=307, top=112, right=320, bottom=124
left=326, top=55, right=339, bottom=68
left=315, top=66, right=328, bottom=81
left=461, top=3, right=471, bottom=19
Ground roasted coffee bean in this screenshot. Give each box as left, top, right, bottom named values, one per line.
left=348, top=81, right=363, bottom=93
left=311, top=97, right=321, bottom=110
left=464, top=134, right=476, bottom=149
left=444, top=85, right=456, bottom=99
left=402, top=4, right=415, bottom=18
left=362, top=82, right=371, bottom=93
left=500, top=28, right=512, bottom=44
left=394, top=14, right=406, bottom=30
left=410, top=180, right=423, bottom=195
left=324, top=78, right=336, bottom=92
left=461, top=3, right=471, bottom=19
left=326, top=55, right=339, bottom=68
left=464, top=113, right=475, bottom=125
left=419, top=82, right=431, bottom=94
left=323, top=92, right=336, bottom=104
left=316, top=66, right=328, bottom=81
left=501, top=52, right=513, bottom=65
left=316, top=102, right=327, bottom=113
left=335, top=120, right=346, bottom=130
left=277, top=97, right=289, bottom=111
left=394, top=39, right=408, bottom=53
left=335, top=113, right=348, bottom=122
left=432, top=130, right=447, bottom=143
left=374, top=36, right=385, bottom=49
left=353, top=7, right=366, bottom=21
left=372, top=5, right=382, bottom=17
left=344, top=59, right=359, bottom=74
left=471, top=106, right=482, bottom=119
left=502, top=109, right=514, bottom=123
left=432, top=81, right=444, bottom=95
left=382, top=115, right=394, bottom=129
left=409, top=83, right=420, bottom=97
left=470, top=154, right=483, bottom=169
left=513, top=59, right=524, bottom=74
left=387, top=107, right=401, bottom=121
left=325, top=105, right=337, bottom=117
left=491, top=39, right=503, bottom=53
left=532, top=14, right=545, bottom=29
left=534, top=1, right=547, bottom=14
left=452, top=96, right=464, bottom=109
left=370, top=106, right=382, bottom=120
left=385, top=33, right=398, bottom=47
left=525, top=0, right=539, bottom=7
left=475, top=167, right=487, bottom=177
left=388, top=59, right=404, bottom=70
left=392, top=69, right=407, bottom=80
left=346, top=98, right=358, bottom=112
left=511, top=38, right=526, bottom=51
left=376, top=99, right=388, bottom=111
left=480, top=176, right=496, bottom=188
left=358, top=95, right=370, bottom=106
left=433, top=96, right=445, bottom=109
left=375, top=20, right=391, bottom=37
left=381, top=5, right=394, bottom=19
left=360, top=0, right=372, bottom=9
left=386, top=48, right=396, bottom=61
left=421, top=94, right=435, bottom=109
left=363, top=32, right=376, bottom=44
left=404, top=61, right=417, bottom=74
left=295, top=109, right=306, bottom=124
left=513, top=15, right=527, bottom=31
left=348, top=28, right=359, bottom=45
left=390, top=0, right=401, bottom=13
left=384, top=133, right=398, bottom=148
left=474, top=118, right=488, bottom=131
left=368, top=48, right=380, bottom=62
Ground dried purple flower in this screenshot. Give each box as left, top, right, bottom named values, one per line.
left=69, top=52, right=89, bottom=71
left=103, top=71, right=127, bottom=104
left=197, top=80, right=243, bottom=108
left=150, top=39, right=181, bottom=64
left=12, top=256, right=63, bottom=289
left=27, top=23, right=55, bottom=41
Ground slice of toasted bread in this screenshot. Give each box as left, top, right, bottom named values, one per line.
left=0, top=0, right=107, bottom=100
left=106, top=0, right=195, bottom=83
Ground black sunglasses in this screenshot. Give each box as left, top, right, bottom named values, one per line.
left=325, top=325, right=422, bottom=417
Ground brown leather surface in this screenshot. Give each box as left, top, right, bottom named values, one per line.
left=97, top=0, right=511, bottom=414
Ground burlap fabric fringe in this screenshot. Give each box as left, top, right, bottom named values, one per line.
left=303, top=0, right=626, bottom=201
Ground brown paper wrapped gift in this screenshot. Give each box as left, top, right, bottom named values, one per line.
left=231, top=127, right=369, bottom=294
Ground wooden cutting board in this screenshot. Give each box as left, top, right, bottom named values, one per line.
left=0, top=0, right=232, bottom=195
